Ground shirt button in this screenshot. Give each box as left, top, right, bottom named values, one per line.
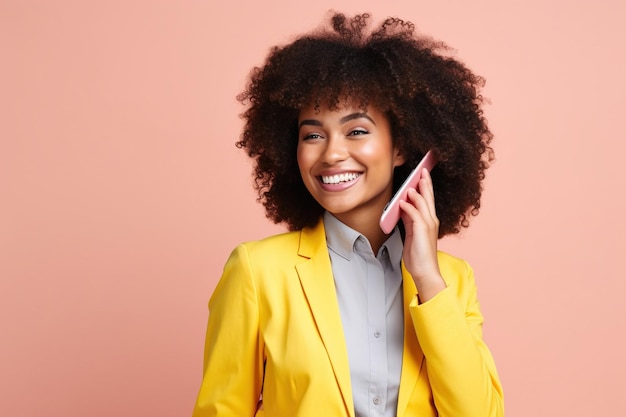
left=374, top=331, right=381, bottom=338
left=373, top=396, right=382, bottom=405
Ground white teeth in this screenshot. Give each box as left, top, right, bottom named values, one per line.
left=321, top=172, right=360, bottom=184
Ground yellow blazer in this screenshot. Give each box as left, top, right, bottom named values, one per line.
left=192, top=219, right=504, bottom=417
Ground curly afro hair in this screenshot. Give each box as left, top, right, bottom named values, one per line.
left=236, top=12, right=494, bottom=237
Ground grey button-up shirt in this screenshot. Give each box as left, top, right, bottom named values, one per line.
left=323, top=212, right=405, bottom=417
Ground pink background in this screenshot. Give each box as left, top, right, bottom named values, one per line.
left=2, top=1, right=625, bottom=416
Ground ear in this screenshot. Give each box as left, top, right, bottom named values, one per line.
left=392, top=147, right=406, bottom=167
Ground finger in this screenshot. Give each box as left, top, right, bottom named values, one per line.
left=403, top=188, right=428, bottom=219
left=399, top=198, right=422, bottom=228
left=406, top=187, right=433, bottom=221
left=417, top=169, right=437, bottom=217
left=406, top=187, right=439, bottom=231
left=402, top=190, right=435, bottom=232
left=399, top=196, right=419, bottom=221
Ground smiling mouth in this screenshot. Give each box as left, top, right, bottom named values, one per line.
left=320, top=172, right=362, bottom=184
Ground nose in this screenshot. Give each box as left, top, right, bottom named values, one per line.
left=320, top=135, right=349, bottom=164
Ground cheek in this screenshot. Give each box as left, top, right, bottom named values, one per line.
left=296, top=146, right=304, bottom=169
left=354, top=140, right=393, bottom=162
left=296, top=146, right=310, bottom=179
left=358, top=142, right=380, bottom=157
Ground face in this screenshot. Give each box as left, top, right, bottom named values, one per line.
left=297, top=102, right=405, bottom=228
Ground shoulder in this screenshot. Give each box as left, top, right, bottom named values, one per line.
left=214, top=229, right=305, bottom=300
left=437, top=250, right=472, bottom=276
left=436, top=250, right=477, bottom=294
left=236, top=229, right=302, bottom=258
left=229, top=218, right=326, bottom=264
left=223, top=228, right=307, bottom=277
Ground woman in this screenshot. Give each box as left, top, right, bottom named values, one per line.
left=193, top=12, right=504, bottom=417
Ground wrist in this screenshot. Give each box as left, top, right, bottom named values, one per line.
left=414, top=274, right=446, bottom=304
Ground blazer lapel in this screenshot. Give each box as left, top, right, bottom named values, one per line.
left=397, top=262, right=425, bottom=417
left=295, top=220, right=355, bottom=417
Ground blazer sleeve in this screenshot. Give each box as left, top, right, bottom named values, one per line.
left=192, top=244, right=265, bottom=417
left=409, top=258, right=504, bottom=417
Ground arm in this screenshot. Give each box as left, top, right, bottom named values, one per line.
left=192, top=244, right=265, bottom=417
left=399, top=169, right=504, bottom=416
left=409, top=260, right=504, bottom=417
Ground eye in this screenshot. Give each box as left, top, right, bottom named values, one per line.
left=301, top=132, right=323, bottom=141
left=348, top=129, right=369, bottom=136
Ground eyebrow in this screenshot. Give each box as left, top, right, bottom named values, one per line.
left=298, top=112, right=376, bottom=130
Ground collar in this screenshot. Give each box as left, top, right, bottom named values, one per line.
left=323, top=211, right=403, bottom=266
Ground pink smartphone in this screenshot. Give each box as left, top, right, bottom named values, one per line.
left=379, top=150, right=438, bottom=234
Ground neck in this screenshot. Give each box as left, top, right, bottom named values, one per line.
left=334, top=211, right=389, bottom=254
